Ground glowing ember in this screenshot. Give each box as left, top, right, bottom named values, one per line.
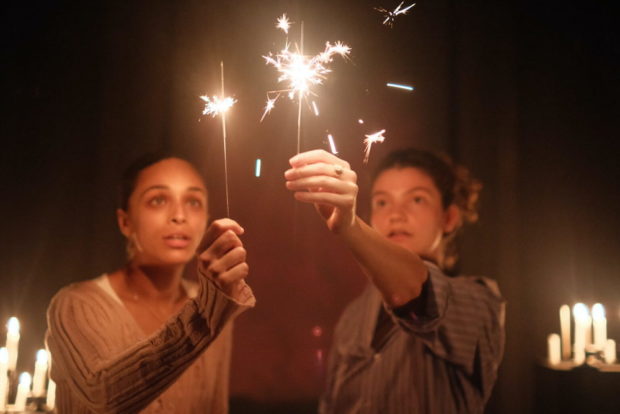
left=200, top=95, right=236, bottom=117
left=375, top=2, right=416, bottom=28
left=261, top=38, right=350, bottom=121
left=363, top=129, right=386, bottom=163
left=276, top=13, right=292, bottom=34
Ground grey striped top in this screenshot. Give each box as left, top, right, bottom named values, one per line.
left=320, top=263, right=505, bottom=414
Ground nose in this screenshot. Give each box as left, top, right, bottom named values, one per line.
left=388, top=203, right=407, bottom=222
left=170, top=202, right=187, bottom=224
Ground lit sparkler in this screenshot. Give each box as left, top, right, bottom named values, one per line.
left=261, top=18, right=351, bottom=152
left=200, top=61, right=235, bottom=216
left=327, top=133, right=338, bottom=154
left=276, top=13, right=292, bottom=34
left=386, top=82, right=414, bottom=91
left=363, top=129, right=386, bottom=163
left=375, top=2, right=416, bottom=28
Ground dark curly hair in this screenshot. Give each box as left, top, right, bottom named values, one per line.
left=371, top=148, right=482, bottom=271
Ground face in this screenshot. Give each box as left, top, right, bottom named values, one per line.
left=117, top=158, right=208, bottom=267
left=370, top=167, right=459, bottom=263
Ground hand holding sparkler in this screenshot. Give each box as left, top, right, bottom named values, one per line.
left=285, top=149, right=358, bottom=233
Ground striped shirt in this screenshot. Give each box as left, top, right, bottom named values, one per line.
left=320, top=263, right=505, bottom=414
left=46, top=274, right=255, bottom=413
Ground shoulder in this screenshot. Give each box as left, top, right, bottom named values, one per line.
left=47, top=277, right=113, bottom=321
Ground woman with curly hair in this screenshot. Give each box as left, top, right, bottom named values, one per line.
left=285, top=148, right=504, bottom=413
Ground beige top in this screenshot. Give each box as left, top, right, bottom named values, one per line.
left=46, top=274, right=255, bottom=414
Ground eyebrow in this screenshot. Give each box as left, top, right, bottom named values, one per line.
left=140, top=185, right=206, bottom=198
left=371, top=186, right=434, bottom=198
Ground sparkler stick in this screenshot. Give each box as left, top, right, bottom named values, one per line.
left=363, top=129, right=386, bottom=163
left=200, top=61, right=236, bottom=216
left=386, top=82, right=415, bottom=91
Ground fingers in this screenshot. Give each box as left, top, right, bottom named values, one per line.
left=199, top=218, right=244, bottom=252
left=288, top=149, right=350, bottom=169
left=284, top=161, right=356, bottom=182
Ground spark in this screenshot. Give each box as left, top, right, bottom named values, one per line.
left=375, top=2, right=416, bottom=28
left=327, top=133, right=338, bottom=154
left=276, top=13, right=292, bottom=34
left=311, top=101, right=320, bottom=116
left=386, top=82, right=414, bottom=91
left=358, top=118, right=365, bottom=124
left=255, top=158, right=262, bottom=177
left=261, top=40, right=350, bottom=121
left=363, top=129, right=386, bottom=163
left=200, top=95, right=236, bottom=117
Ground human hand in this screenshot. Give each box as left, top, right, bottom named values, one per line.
left=285, top=149, right=358, bottom=233
left=197, top=218, right=250, bottom=300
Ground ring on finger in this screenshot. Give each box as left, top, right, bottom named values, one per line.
left=334, top=164, right=344, bottom=176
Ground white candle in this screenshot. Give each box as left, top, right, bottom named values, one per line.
left=5, top=317, right=20, bottom=372
left=46, top=379, right=56, bottom=410
left=547, top=333, right=561, bottom=365
left=604, top=339, right=616, bottom=364
left=573, top=303, right=589, bottom=364
left=560, top=304, right=571, bottom=360
left=32, top=349, right=49, bottom=397
left=14, top=372, right=31, bottom=411
left=0, top=348, right=8, bottom=411
left=591, top=303, right=607, bottom=350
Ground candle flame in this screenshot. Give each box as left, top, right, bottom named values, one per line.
left=19, top=372, right=31, bottom=386
left=573, top=302, right=589, bottom=320
left=592, top=303, right=605, bottom=320
left=7, top=317, right=19, bottom=334
left=363, top=129, right=387, bottom=163
left=36, top=349, right=49, bottom=364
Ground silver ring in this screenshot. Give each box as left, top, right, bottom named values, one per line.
left=334, top=164, right=344, bottom=176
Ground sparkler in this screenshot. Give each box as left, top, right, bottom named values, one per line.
left=276, top=13, right=292, bottom=34
left=200, top=61, right=235, bottom=216
left=375, top=2, right=416, bottom=28
left=386, top=82, right=414, bottom=91
left=327, top=133, right=338, bottom=154
left=363, top=129, right=386, bottom=163
left=262, top=16, right=351, bottom=153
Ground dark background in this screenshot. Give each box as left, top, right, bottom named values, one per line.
left=1, top=1, right=619, bottom=413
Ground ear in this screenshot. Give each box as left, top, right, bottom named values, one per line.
left=443, top=204, right=462, bottom=235
left=116, top=209, right=131, bottom=238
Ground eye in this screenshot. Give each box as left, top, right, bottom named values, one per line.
left=148, top=195, right=167, bottom=206
left=372, top=198, right=388, bottom=209
left=187, top=198, right=204, bottom=208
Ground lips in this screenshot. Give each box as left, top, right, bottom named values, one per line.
left=387, top=230, right=412, bottom=241
left=163, top=233, right=191, bottom=248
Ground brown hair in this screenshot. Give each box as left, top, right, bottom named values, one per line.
left=372, top=148, right=482, bottom=270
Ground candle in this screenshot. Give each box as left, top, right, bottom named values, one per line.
left=46, top=379, right=56, bottom=410
left=14, top=372, right=31, bottom=411
left=559, top=304, right=571, bottom=360
left=591, top=303, right=607, bottom=350
left=547, top=333, right=561, bottom=365
left=604, top=339, right=616, bottom=364
left=573, top=303, right=589, bottom=364
left=32, top=349, right=49, bottom=397
left=5, top=317, right=20, bottom=371
left=0, top=348, right=8, bottom=411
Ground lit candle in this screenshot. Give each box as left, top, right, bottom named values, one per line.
left=46, top=379, right=56, bottom=410
left=5, top=317, right=20, bottom=371
left=547, top=333, right=561, bottom=365
left=591, top=303, right=607, bottom=350
left=573, top=303, right=589, bottom=364
left=0, top=348, right=8, bottom=411
left=604, top=339, right=616, bottom=364
left=559, top=304, right=571, bottom=360
left=14, top=372, right=31, bottom=411
left=32, top=349, right=49, bottom=397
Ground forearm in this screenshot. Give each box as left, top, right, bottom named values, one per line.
left=339, top=216, right=428, bottom=307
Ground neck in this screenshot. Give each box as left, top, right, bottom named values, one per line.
left=124, top=262, right=185, bottom=303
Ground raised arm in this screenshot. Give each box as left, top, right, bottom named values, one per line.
left=47, top=219, right=255, bottom=413
left=285, top=149, right=427, bottom=308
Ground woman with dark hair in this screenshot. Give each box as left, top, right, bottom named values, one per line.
left=285, top=148, right=504, bottom=413
left=46, top=153, right=255, bottom=413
